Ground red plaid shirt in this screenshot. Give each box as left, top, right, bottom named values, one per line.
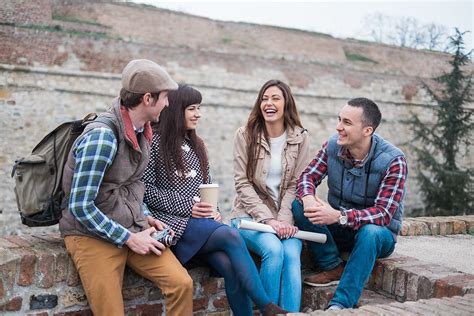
left=296, top=141, right=407, bottom=230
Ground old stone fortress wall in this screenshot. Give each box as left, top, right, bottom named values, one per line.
left=1, top=0, right=473, bottom=236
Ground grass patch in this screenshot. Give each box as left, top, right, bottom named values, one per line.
left=344, top=51, right=378, bottom=63
left=221, top=37, right=232, bottom=44
left=16, top=24, right=120, bottom=40
left=52, top=15, right=108, bottom=28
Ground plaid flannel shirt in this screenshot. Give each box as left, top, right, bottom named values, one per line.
left=296, top=141, right=407, bottom=230
left=68, top=127, right=150, bottom=246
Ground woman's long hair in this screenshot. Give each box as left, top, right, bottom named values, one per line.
left=154, top=84, right=208, bottom=182
left=245, top=80, right=302, bottom=181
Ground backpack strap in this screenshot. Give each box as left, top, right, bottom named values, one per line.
left=93, top=116, right=119, bottom=141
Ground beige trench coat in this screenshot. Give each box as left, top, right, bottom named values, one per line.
left=231, top=126, right=311, bottom=224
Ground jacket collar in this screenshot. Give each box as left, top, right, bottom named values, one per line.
left=112, top=98, right=153, bottom=151
left=257, top=126, right=306, bottom=151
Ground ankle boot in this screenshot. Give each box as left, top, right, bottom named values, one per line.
left=263, top=303, right=288, bottom=316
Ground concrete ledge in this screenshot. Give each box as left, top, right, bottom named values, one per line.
left=401, top=215, right=474, bottom=236
left=1, top=216, right=473, bottom=315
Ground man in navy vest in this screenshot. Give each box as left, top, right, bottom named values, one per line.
left=292, top=97, right=407, bottom=310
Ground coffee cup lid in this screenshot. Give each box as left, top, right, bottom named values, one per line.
left=199, top=183, right=219, bottom=188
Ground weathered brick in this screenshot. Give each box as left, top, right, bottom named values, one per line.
left=26, top=312, right=49, bottom=316
left=427, top=221, right=440, bottom=235
left=37, top=253, right=55, bottom=288
left=54, top=309, right=93, bottom=316
left=436, top=274, right=474, bottom=296
left=0, top=258, right=17, bottom=292
left=394, top=268, right=407, bottom=299
left=439, top=301, right=474, bottom=314
left=201, top=278, right=219, bottom=295
left=452, top=219, right=466, bottom=234
left=421, top=297, right=468, bottom=314
left=417, top=275, right=435, bottom=299
left=405, top=272, right=420, bottom=301
left=30, top=294, right=58, bottom=310
left=439, top=222, right=447, bottom=235
left=389, top=301, right=428, bottom=315
left=55, top=252, right=69, bottom=283
left=0, top=238, right=20, bottom=249
left=0, top=278, right=4, bottom=299
left=382, top=263, right=396, bottom=294
left=5, top=235, right=33, bottom=247
left=400, top=222, right=409, bottom=236
left=464, top=218, right=474, bottom=234
left=62, top=289, right=88, bottom=308
left=360, top=305, right=400, bottom=315
left=377, top=303, right=417, bottom=315
left=122, top=267, right=144, bottom=287
left=413, top=221, right=430, bottom=235
left=18, top=252, right=36, bottom=286
left=122, top=286, right=146, bottom=301
left=126, top=303, right=163, bottom=316
left=0, top=296, right=22, bottom=311
left=67, top=257, right=80, bottom=287
left=212, top=295, right=229, bottom=309
left=316, top=287, right=334, bottom=310
left=193, top=297, right=209, bottom=311
left=147, top=287, right=164, bottom=301
left=371, top=262, right=384, bottom=290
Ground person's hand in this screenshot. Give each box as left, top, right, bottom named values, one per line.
left=147, top=216, right=164, bottom=230
left=125, top=227, right=166, bottom=256
left=304, top=196, right=340, bottom=225
left=213, top=212, right=222, bottom=222
left=266, top=219, right=298, bottom=239
left=303, top=195, right=322, bottom=223
left=192, top=201, right=215, bottom=218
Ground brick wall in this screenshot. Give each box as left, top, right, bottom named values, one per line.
left=1, top=216, right=473, bottom=315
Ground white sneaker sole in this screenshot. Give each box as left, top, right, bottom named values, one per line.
left=303, top=280, right=340, bottom=287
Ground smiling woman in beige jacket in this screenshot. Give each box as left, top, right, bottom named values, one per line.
left=231, top=79, right=311, bottom=312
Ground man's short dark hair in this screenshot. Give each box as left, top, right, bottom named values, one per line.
left=348, top=97, right=382, bottom=131
left=120, top=88, right=160, bottom=109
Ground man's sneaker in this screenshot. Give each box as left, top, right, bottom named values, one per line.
left=303, top=263, right=344, bottom=287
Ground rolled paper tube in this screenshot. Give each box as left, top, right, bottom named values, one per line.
left=237, top=220, right=327, bottom=243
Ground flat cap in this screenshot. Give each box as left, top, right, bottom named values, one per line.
left=121, top=59, right=178, bottom=93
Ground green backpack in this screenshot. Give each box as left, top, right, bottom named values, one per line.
left=11, top=113, right=117, bottom=227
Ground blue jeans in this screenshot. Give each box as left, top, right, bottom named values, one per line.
left=231, top=218, right=303, bottom=312
left=291, top=200, right=395, bottom=308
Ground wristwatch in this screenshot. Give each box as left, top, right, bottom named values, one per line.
left=338, top=210, right=348, bottom=226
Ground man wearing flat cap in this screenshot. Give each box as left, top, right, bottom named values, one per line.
left=60, top=59, right=193, bottom=315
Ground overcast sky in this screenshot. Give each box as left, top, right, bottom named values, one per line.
left=136, top=0, right=473, bottom=53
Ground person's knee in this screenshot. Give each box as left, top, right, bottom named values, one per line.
left=291, top=199, right=305, bottom=224
left=170, top=269, right=193, bottom=293
left=262, top=240, right=284, bottom=262
left=357, top=224, right=383, bottom=238
left=283, top=242, right=302, bottom=263
left=223, top=226, right=246, bottom=247
left=355, top=224, right=387, bottom=246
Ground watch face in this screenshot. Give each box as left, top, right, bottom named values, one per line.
left=339, top=215, right=347, bottom=225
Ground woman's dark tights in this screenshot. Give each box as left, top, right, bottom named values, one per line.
left=196, top=226, right=271, bottom=316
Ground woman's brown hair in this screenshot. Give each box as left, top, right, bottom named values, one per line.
left=245, top=80, right=302, bottom=181
left=154, top=84, right=208, bottom=182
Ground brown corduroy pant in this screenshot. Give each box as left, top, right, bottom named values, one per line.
left=65, top=235, right=193, bottom=316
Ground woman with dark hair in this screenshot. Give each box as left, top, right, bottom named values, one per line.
left=231, top=80, right=311, bottom=312
left=142, top=84, right=287, bottom=316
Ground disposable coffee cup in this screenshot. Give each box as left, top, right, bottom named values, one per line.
left=199, top=183, right=219, bottom=218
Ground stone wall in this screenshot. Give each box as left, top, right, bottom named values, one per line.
left=1, top=62, right=466, bottom=236
left=0, top=1, right=473, bottom=236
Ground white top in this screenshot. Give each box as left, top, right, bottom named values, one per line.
left=265, top=131, right=287, bottom=206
